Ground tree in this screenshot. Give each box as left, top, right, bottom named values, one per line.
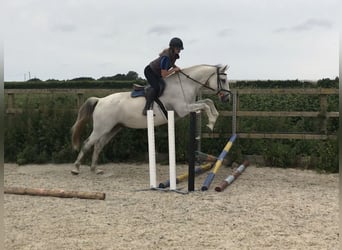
left=98, top=71, right=140, bottom=81
left=27, top=78, right=42, bottom=82
left=126, top=71, right=139, bottom=80
left=70, top=77, right=95, bottom=81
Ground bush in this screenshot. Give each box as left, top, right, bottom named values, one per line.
left=4, top=78, right=338, bottom=173
left=312, top=140, right=338, bottom=173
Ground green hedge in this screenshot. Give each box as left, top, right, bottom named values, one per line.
left=4, top=79, right=146, bottom=89
left=4, top=78, right=339, bottom=173
left=5, top=77, right=339, bottom=89
left=231, top=77, right=339, bottom=88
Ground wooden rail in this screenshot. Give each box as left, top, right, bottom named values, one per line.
left=202, top=88, right=338, bottom=140
left=4, top=88, right=339, bottom=140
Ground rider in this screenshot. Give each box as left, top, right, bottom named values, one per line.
left=142, top=37, right=183, bottom=115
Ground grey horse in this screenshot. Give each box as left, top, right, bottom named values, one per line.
left=71, top=64, right=231, bottom=174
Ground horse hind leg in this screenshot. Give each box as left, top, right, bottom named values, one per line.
left=90, top=142, right=104, bottom=174
left=71, top=134, right=98, bottom=175
left=90, top=126, right=122, bottom=174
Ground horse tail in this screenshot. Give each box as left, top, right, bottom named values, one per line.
left=71, top=97, right=99, bottom=151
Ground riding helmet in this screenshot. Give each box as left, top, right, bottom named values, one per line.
left=169, top=37, right=184, bottom=50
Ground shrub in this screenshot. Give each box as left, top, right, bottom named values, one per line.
left=4, top=78, right=338, bottom=173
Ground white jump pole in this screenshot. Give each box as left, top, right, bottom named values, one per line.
left=147, top=110, right=157, bottom=188
left=168, top=111, right=176, bottom=190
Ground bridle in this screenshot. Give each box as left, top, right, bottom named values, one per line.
left=178, top=66, right=231, bottom=95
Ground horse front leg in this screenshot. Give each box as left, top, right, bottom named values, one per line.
left=187, top=101, right=218, bottom=131
left=196, top=98, right=219, bottom=121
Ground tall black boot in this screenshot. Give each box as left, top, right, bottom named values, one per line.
left=142, top=88, right=156, bottom=116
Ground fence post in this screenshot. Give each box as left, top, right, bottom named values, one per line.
left=319, top=94, right=328, bottom=134
left=7, top=92, right=15, bottom=111
left=235, top=90, right=240, bottom=135
left=77, top=92, right=84, bottom=108
left=232, top=90, right=237, bottom=134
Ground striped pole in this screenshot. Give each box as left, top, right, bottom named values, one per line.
left=168, top=111, right=176, bottom=190
left=147, top=110, right=157, bottom=189
left=159, top=163, right=212, bottom=188
left=215, top=160, right=249, bottom=192
left=196, top=151, right=217, bottom=162
left=195, top=151, right=230, bottom=166
left=201, top=134, right=237, bottom=191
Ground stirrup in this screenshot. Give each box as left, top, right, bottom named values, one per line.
left=133, top=84, right=145, bottom=91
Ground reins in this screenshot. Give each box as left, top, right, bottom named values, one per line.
left=178, top=67, right=231, bottom=95
left=178, top=70, right=216, bottom=91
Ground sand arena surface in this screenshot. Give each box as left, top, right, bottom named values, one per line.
left=4, top=163, right=338, bottom=250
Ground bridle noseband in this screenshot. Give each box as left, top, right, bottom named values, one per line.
left=179, top=67, right=231, bottom=95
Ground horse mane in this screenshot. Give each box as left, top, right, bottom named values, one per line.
left=181, top=64, right=220, bottom=71
left=166, top=64, right=218, bottom=82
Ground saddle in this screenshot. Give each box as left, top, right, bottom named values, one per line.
left=133, top=83, right=145, bottom=91
left=130, top=84, right=168, bottom=118
left=131, top=84, right=146, bottom=98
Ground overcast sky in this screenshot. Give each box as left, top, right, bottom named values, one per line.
left=3, top=0, right=339, bottom=81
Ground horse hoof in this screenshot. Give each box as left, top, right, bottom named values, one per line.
left=71, top=169, right=79, bottom=175
left=96, top=169, right=104, bottom=175
left=206, top=124, right=214, bottom=131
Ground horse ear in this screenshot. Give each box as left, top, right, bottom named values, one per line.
left=220, top=65, right=228, bottom=73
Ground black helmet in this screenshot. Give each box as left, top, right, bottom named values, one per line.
left=169, top=37, right=184, bottom=50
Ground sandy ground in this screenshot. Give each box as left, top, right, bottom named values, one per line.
left=4, top=162, right=339, bottom=250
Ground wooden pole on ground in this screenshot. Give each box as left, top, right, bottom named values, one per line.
left=4, top=187, right=105, bottom=200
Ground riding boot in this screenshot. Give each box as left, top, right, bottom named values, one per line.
left=142, top=88, right=156, bottom=115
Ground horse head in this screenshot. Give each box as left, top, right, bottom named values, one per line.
left=179, top=64, right=231, bottom=103
left=207, top=64, right=231, bottom=103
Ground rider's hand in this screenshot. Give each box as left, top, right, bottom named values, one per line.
left=173, top=66, right=181, bottom=72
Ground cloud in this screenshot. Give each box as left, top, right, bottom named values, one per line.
left=147, top=25, right=175, bottom=36
left=217, top=28, right=234, bottom=37
left=50, top=23, right=77, bottom=32
left=4, top=0, right=338, bottom=81
left=274, top=18, right=332, bottom=33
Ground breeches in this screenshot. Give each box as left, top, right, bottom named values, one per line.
left=144, top=65, right=165, bottom=97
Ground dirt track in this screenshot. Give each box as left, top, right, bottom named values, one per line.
left=4, top=163, right=338, bottom=250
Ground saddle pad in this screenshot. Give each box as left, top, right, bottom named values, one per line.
left=131, top=89, right=145, bottom=98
